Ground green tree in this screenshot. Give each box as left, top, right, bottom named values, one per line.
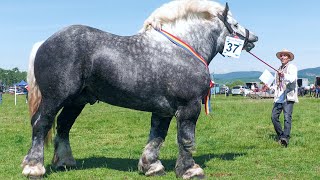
left=226, top=79, right=245, bottom=88
left=0, top=67, right=27, bottom=88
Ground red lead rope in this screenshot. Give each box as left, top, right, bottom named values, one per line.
left=247, top=51, right=284, bottom=90
left=247, top=51, right=278, bottom=72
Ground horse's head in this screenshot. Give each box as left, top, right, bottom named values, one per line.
left=218, top=3, right=258, bottom=52
left=140, top=0, right=258, bottom=62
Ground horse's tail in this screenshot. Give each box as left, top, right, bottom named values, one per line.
left=27, top=41, right=44, bottom=117
left=27, top=41, right=53, bottom=145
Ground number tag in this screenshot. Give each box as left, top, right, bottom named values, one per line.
left=222, top=36, right=245, bottom=58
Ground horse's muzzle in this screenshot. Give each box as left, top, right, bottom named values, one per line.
left=244, top=42, right=255, bottom=52
left=244, top=36, right=258, bottom=52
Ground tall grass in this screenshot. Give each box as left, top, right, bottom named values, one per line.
left=0, top=94, right=319, bottom=179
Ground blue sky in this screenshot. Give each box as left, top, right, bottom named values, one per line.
left=1, top=0, right=319, bottom=74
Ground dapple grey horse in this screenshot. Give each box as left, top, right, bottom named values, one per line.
left=22, top=0, right=258, bottom=179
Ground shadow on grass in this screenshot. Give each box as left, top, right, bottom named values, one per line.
left=45, top=152, right=246, bottom=176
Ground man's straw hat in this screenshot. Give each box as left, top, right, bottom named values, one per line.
left=276, top=49, right=294, bottom=61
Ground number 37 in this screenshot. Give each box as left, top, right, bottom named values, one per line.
left=226, top=43, right=240, bottom=53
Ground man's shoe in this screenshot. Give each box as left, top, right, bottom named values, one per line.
left=280, top=138, right=288, bottom=147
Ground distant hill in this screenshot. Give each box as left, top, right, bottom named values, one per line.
left=213, top=71, right=262, bottom=83
left=297, top=67, right=320, bottom=78
left=213, top=67, right=320, bottom=84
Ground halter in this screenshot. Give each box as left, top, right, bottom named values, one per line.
left=217, top=14, right=249, bottom=50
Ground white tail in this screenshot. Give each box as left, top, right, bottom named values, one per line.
left=27, top=41, right=44, bottom=117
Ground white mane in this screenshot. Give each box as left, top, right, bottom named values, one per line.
left=141, top=0, right=227, bottom=32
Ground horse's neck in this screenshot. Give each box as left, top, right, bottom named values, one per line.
left=160, top=21, right=225, bottom=65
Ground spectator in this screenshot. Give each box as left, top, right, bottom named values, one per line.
left=25, top=85, right=29, bottom=103
left=251, top=84, right=255, bottom=92
left=309, top=84, right=315, bottom=97
left=225, top=87, right=229, bottom=97
left=0, top=83, right=3, bottom=104
left=316, top=85, right=320, bottom=98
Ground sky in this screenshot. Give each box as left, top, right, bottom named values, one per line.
left=0, top=0, right=319, bottom=74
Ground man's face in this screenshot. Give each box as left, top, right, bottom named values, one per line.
left=279, top=53, right=290, bottom=65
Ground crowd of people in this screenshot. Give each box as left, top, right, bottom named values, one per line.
left=311, top=85, right=320, bottom=98
left=297, top=84, right=320, bottom=98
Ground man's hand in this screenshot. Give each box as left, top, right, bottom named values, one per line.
left=278, top=70, right=284, bottom=78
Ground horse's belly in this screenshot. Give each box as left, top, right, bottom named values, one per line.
left=93, top=88, right=176, bottom=115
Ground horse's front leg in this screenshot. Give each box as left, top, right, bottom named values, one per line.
left=175, top=100, right=205, bottom=179
left=138, top=113, right=172, bottom=176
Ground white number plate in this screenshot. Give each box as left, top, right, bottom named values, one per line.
left=222, top=36, right=245, bottom=58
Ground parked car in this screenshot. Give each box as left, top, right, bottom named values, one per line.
left=231, top=85, right=251, bottom=96
left=8, top=87, right=26, bottom=95
left=219, top=85, right=230, bottom=94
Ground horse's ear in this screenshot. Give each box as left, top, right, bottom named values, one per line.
left=222, top=3, right=229, bottom=18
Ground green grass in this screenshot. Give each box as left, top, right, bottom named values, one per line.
left=0, top=94, right=319, bottom=179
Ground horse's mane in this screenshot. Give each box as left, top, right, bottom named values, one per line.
left=141, top=0, right=227, bottom=32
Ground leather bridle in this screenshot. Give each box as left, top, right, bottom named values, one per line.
left=217, top=13, right=249, bottom=50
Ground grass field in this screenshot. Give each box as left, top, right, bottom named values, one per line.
left=0, top=93, right=319, bottom=179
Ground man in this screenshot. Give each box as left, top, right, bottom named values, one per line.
left=271, top=49, right=298, bottom=147
left=225, top=86, right=229, bottom=96
left=0, top=81, right=3, bottom=104
left=25, top=85, right=29, bottom=103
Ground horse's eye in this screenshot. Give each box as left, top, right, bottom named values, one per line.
left=234, top=23, right=239, bottom=28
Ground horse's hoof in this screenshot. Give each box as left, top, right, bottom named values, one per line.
left=22, top=163, right=46, bottom=177
left=182, top=164, right=205, bottom=180
left=138, top=160, right=166, bottom=176
left=52, top=153, right=76, bottom=170
left=52, top=160, right=76, bottom=170
left=145, top=163, right=166, bottom=176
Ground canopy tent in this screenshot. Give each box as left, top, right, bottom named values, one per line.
left=12, top=80, right=28, bottom=105
left=15, top=80, right=28, bottom=87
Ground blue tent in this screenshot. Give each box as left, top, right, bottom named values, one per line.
left=15, top=80, right=28, bottom=87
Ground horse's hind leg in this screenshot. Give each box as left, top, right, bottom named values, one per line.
left=175, top=100, right=205, bottom=179
left=22, top=99, right=62, bottom=177
left=52, top=104, right=85, bottom=169
left=138, top=113, right=172, bottom=176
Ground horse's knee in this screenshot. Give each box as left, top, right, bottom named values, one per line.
left=180, top=138, right=195, bottom=153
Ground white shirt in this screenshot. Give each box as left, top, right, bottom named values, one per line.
left=273, top=63, right=298, bottom=103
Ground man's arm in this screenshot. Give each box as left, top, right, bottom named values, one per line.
left=284, top=64, right=297, bottom=83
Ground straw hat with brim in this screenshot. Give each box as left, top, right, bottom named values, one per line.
left=276, top=49, right=294, bottom=61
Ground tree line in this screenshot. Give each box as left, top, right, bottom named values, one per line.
left=0, top=67, right=27, bottom=88
left=225, top=80, right=245, bottom=89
